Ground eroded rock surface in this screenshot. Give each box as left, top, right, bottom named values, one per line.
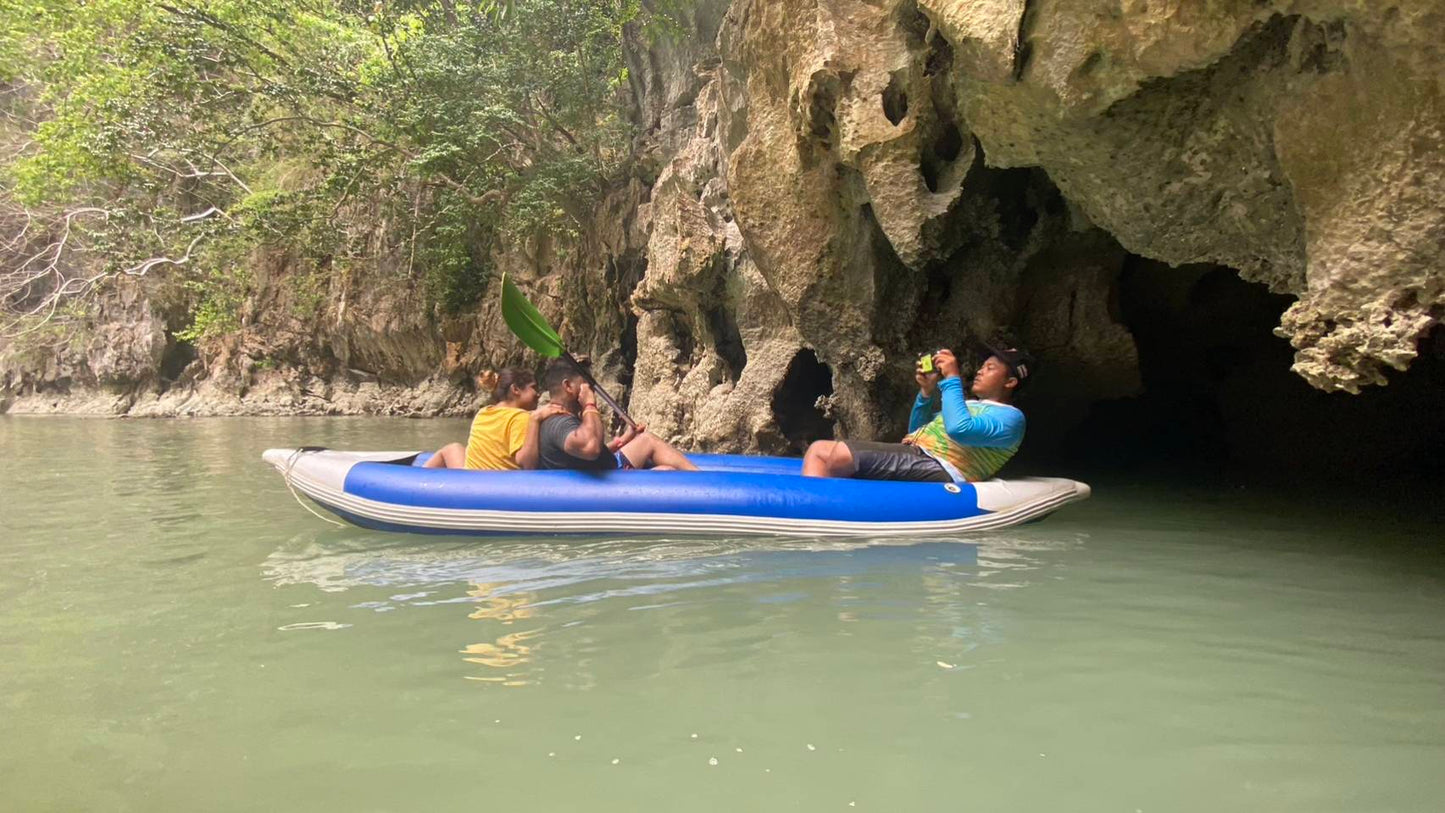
left=926, top=0, right=1445, bottom=392
left=627, top=0, right=1443, bottom=448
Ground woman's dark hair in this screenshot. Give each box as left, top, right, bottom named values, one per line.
left=476, top=368, right=535, bottom=404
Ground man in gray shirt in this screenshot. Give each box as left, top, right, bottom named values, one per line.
left=536, top=360, right=698, bottom=471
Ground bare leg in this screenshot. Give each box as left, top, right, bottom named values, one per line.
left=619, top=434, right=699, bottom=471
left=801, top=440, right=856, bottom=478
left=423, top=442, right=467, bottom=469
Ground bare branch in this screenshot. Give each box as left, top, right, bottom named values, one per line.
left=180, top=206, right=225, bottom=223
left=0, top=207, right=209, bottom=339
left=119, top=234, right=206, bottom=276
left=0, top=211, right=33, bottom=252
left=197, top=151, right=253, bottom=195
left=127, top=149, right=254, bottom=196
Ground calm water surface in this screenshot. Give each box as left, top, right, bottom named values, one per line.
left=2, top=417, right=1443, bottom=812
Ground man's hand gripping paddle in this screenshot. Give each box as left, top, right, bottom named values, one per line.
left=500, top=273, right=638, bottom=431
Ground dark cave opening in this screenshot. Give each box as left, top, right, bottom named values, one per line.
left=772, top=349, right=835, bottom=452
left=852, top=151, right=1442, bottom=490
left=919, top=123, right=965, bottom=194
left=974, top=162, right=1047, bottom=250
left=924, top=31, right=954, bottom=77
left=158, top=336, right=197, bottom=386
left=609, top=252, right=646, bottom=394
left=932, top=123, right=963, bottom=163
left=882, top=73, right=909, bottom=126
left=1012, top=256, right=1445, bottom=487
left=618, top=310, right=639, bottom=391
left=706, top=303, right=747, bottom=382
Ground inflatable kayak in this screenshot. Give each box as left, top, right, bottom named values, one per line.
left=262, top=448, right=1090, bottom=537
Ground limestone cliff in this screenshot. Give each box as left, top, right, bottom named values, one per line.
left=620, top=0, right=1444, bottom=452
left=3, top=0, right=1441, bottom=458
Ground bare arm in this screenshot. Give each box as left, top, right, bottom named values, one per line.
left=607, top=420, right=642, bottom=453
left=515, top=404, right=568, bottom=469
left=562, top=384, right=606, bottom=459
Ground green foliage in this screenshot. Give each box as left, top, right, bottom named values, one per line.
left=175, top=263, right=250, bottom=343
left=175, top=292, right=241, bottom=343
left=289, top=270, right=329, bottom=319
left=418, top=192, right=491, bottom=315
left=0, top=0, right=679, bottom=325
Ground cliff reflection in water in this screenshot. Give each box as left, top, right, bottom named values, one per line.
left=259, top=533, right=1078, bottom=687
left=461, top=582, right=542, bottom=686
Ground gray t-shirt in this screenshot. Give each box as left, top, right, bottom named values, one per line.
left=538, top=413, right=618, bottom=471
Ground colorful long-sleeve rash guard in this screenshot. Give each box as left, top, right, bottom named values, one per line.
left=904, top=376, right=1025, bottom=482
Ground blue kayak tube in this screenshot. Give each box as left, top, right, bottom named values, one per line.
left=262, top=449, right=1090, bottom=537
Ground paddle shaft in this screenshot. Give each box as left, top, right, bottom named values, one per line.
left=562, top=351, right=638, bottom=432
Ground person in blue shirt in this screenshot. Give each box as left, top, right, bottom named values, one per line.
left=801, top=345, right=1032, bottom=482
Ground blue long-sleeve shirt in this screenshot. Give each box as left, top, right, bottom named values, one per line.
left=908, top=377, right=1024, bottom=449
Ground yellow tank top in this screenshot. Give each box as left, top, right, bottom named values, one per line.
left=464, top=406, right=530, bottom=470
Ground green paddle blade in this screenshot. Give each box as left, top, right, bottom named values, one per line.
left=500, top=272, right=565, bottom=357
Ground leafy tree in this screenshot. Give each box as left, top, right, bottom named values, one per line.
left=0, top=0, right=657, bottom=343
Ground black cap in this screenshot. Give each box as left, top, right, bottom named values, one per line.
left=981, top=343, right=1035, bottom=385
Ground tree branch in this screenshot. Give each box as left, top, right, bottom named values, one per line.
left=0, top=208, right=208, bottom=338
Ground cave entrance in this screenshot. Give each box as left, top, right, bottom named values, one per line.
left=1042, top=255, right=1445, bottom=485
left=771, top=349, right=834, bottom=452
left=882, top=72, right=908, bottom=126
left=158, top=335, right=197, bottom=388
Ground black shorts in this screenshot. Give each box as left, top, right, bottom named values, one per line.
left=844, top=440, right=951, bottom=482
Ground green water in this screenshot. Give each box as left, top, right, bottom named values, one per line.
left=2, top=417, right=1443, bottom=812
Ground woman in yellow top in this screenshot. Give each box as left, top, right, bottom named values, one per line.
left=424, top=369, right=567, bottom=470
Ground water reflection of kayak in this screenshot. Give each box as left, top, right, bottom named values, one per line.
left=261, top=537, right=982, bottom=593
left=261, top=448, right=1089, bottom=538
